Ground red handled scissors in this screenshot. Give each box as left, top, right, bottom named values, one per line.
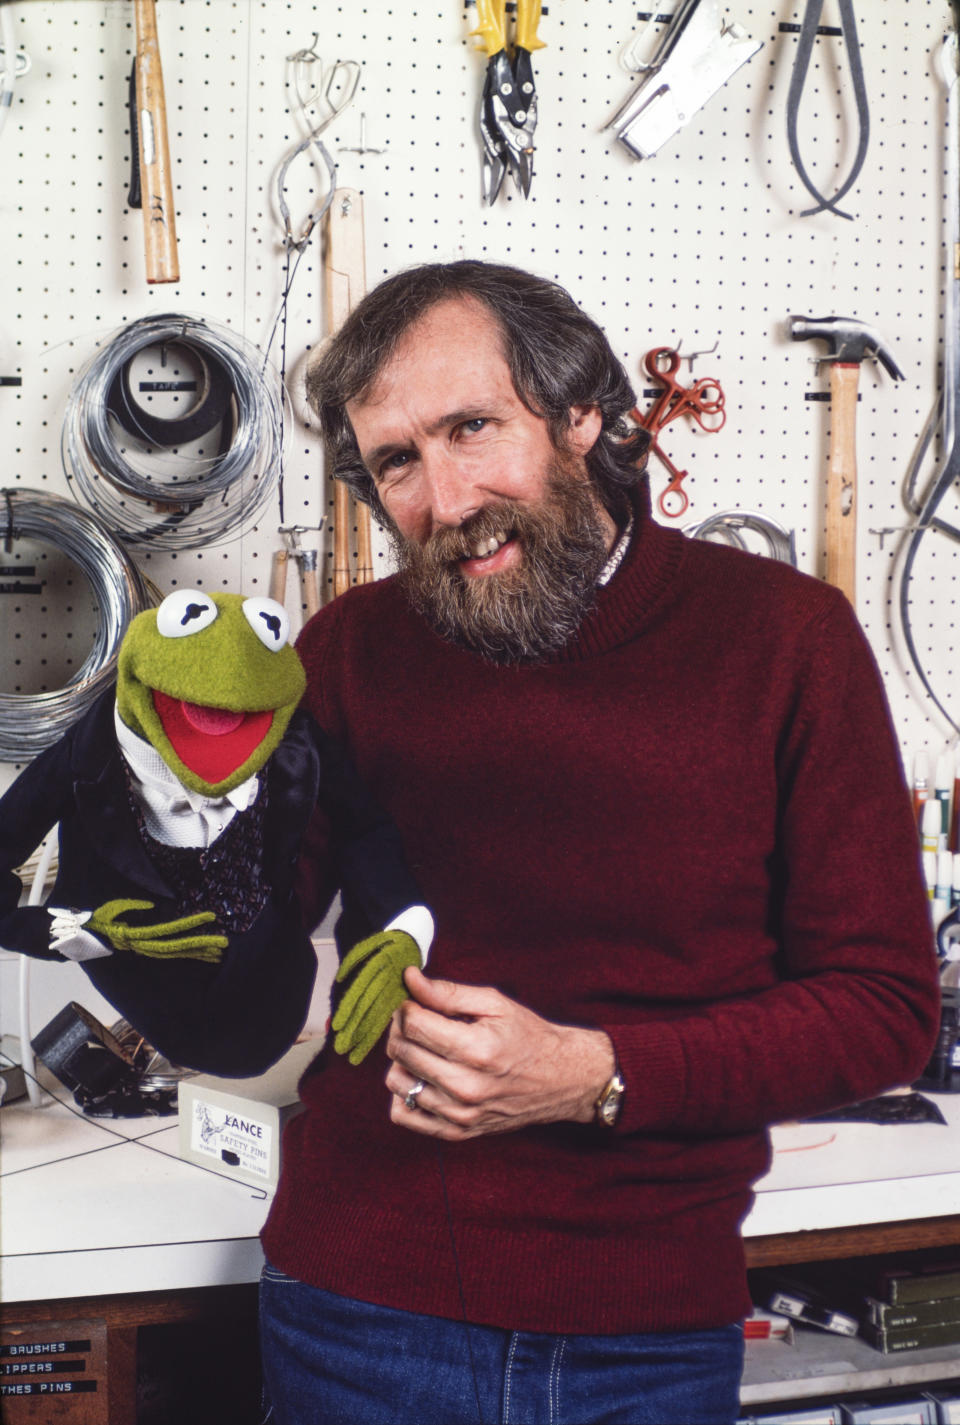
left=631, top=347, right=726, bottom=517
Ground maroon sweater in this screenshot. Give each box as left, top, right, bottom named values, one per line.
left=262, top=491, right=939, bottom=1335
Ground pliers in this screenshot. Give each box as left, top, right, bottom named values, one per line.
left=471, top=0, right=544, bottom=204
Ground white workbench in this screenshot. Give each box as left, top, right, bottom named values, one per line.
left=748, top=1091, right=960, bottom=1238
left=1, top=1068, right=274, bottom=1303
left=4, top=1074, right=960, bottom=1306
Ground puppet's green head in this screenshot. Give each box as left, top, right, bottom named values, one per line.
left=116, top=590, right=306, bottom=797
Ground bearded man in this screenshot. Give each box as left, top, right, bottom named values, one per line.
left=258, top=261, right=938, bottom=1425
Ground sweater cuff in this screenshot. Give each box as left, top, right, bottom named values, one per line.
left=602, top=1020, right=689, bottom=1135
left=385, top=905, right=435, bottom=966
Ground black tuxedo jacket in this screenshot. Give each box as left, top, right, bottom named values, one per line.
left=0, top=689, right=422, bottom=1074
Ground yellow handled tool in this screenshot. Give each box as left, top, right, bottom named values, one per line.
left=470, top=0, right=542, bottom=203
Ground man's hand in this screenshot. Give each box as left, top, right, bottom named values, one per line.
left=384, top=966, right=616, bottom=1140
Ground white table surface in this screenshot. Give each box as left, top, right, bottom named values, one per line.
left=746, top=1090, right=960, bottom=1238
left=1, top=1077, right=271, bottom=1303
left=3, top=1072, right=960, bottom=1305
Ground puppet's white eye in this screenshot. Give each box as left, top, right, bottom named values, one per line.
left=156, top=589, right=219, bottom=638
left=242, top=597, right=290, bottom=652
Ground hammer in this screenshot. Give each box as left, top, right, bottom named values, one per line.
left=133, top=0, right=179, bottom=283
left=789, top=316, right=904, bottom=609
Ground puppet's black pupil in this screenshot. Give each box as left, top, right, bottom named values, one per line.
left=260, top=612, right=282, bottom=642
left=180, top=603, right=207, bottom=627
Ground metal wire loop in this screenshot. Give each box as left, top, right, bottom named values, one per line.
left=61, top=314, right=287, bottom=551
left=0, top=488, right=150, bottom=761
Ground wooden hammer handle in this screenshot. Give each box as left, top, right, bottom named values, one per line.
left=826, top=362, right=860, bottom=608
left=355, top=505, right=374, bottom=585
left=133, top=0, right=179, bottom=283
left=324, top=191, right=368, bottom=596
left=332, top=483, right=352, bottom=598
left=269, top=548, right=289, bottom=604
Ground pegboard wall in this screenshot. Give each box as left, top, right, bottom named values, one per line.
left=1, top=0, right=958, bottom=799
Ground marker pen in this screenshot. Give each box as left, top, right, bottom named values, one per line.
left=921, top=798, right=942, bottom=857
left=936, top=748, right=954, bottom=849
left=913, top=750, right=930, bottom=827
left=953, top=755, right=960, bottom=853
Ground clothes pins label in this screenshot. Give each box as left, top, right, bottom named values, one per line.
left=1, top=1319, right=108, bottom=1423
left=323, top=189, right=372, bottom=597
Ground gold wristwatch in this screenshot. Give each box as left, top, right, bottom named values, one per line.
left=595, top=1070, right=625, bottom=1127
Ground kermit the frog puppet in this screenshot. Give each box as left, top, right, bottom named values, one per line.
left=0, top=589, right=431, bottom=1074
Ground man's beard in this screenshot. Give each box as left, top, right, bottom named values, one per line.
left=391, top=460, right=612, bottom=665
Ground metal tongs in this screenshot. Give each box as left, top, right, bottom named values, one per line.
left=608, top=0, right=762, bottom=161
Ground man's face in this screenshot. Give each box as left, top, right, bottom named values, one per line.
left=346, top=298, right=619, bottom=662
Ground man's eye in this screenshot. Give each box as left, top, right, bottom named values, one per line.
left=379, top=452, right=412, bottom=479
left=463, top=418, right=487, bottom=434
left=376, top=453, right=419, bottom=492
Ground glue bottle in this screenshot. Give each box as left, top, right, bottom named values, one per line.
left=921, top=798, right=943, bottom=857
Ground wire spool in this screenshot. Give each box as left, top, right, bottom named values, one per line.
left=684, top=511, right=797, bottom=565
left=61, top=313, right=288, bottom=550
left=0, top=488, right=150, bottom=761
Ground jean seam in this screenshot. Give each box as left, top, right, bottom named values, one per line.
left=503, top=1331, right=519, bottom=1425
left=548, top=1336, right=566, bottom=1425
left=260, top=1265, right=300, bottom=1286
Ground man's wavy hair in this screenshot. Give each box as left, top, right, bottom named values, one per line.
left=305, top=260, right=650, bottom=525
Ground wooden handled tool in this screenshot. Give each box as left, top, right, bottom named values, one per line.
left=133, top=0, right=179, bottom=283
left=789, top=315, right=904, bottom=611
left=269, top=548, right=289, bottom=604
left=324, top=189, right=370, bottom=596
left=825, top=361, right=860, bottom=604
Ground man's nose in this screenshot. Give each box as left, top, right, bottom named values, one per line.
left=420, top=451, right=481, bottom=533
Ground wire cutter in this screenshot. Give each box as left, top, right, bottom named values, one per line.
left=471, top=0, right=544, bottom=204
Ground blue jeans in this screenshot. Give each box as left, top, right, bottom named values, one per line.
left=259, top=1263, right=744, bottom=1425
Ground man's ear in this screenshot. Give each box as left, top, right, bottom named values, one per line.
left=566, top=404, right=603, bottom=456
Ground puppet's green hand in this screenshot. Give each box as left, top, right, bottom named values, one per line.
left=332, top=930, right=422, bottom=1065
left=88, top=899, right=228, bottom=964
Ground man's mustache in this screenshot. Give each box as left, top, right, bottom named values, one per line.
left=418, top=504, right=518, bottom=564
left=414, top=503, right=525, bottom=570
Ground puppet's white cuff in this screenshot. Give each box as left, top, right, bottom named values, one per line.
left=47, top=908, right=113, bottom=961
left=385, top=905, right=435, bottom=967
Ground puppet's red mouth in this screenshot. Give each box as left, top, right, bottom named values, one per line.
left=153, top=690, right=274, bottom=784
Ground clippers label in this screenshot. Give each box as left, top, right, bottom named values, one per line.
left=190, top=1097, right=272, bottom=1178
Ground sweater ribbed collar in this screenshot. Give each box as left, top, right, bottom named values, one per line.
left=548, top=479, right=685, bottom=663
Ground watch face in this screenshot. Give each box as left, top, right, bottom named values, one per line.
left=599, top=1097, right=619, bottom=1126
left=597, top=1074, right=624, bottom=1126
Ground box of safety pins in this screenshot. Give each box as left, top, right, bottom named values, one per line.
left=177, top=1038, right=319, bottom=1189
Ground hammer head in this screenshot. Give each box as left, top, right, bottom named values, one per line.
left=788, top=315, right=905, bottom=381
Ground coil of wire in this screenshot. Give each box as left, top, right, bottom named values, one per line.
left=0, top=488, right=150, bottom=761
left=61, top=313, right=287, bottom=550
left=684, top=511, right=797, bottom=565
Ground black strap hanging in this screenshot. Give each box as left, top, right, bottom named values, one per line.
left=785, top=0, right=870, bottom=220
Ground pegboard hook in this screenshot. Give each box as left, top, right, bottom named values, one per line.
left=676, top=338, right=720, bottom=371
left=339, top=114, right=385, bottom=157
left=618, top=14, right=666, bottom=75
